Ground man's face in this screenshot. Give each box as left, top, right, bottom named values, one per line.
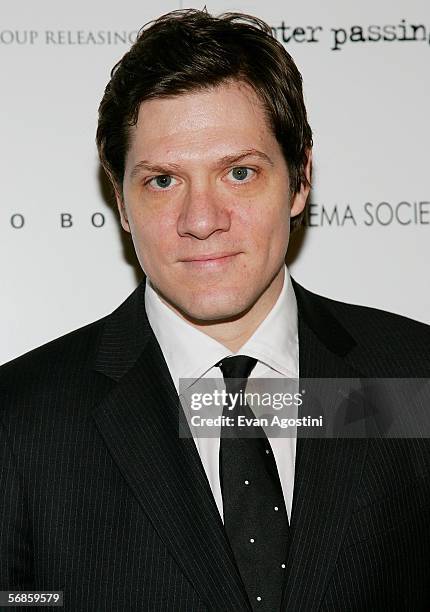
left=118, top=81, right=310, bottom=322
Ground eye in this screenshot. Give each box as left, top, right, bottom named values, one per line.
left=228, top=167, right=256, bottom=182
left=146, top=175, right=177, bottom=190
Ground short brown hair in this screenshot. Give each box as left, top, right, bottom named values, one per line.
left=96, top=8, right=312, bottom=231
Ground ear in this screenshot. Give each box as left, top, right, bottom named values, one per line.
left=114, top=188, right=131, bottom=233
left=290, top=148, right=312, bottom=218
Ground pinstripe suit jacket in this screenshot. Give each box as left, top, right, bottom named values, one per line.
left=1, top=278, right=430, bottom=611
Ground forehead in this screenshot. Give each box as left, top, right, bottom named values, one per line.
left=125, top=81, right=277, bottom=166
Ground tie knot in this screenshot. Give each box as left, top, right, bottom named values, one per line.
left=216, top=355, right=257, bottom=381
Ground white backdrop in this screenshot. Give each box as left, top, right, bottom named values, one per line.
left=1, top=0, right=429, bottom=364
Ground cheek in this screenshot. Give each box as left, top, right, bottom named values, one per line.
left=237, top=196, right=290, bottom=250
left=129, top=205, right=176, bottom=246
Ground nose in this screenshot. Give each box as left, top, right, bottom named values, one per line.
left=177, top=183, right=231, bottom=240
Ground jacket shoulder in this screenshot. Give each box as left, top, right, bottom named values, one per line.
left=294, top=281, right=430, bottom=375
left=0, top=315, right=110, bottom=417
left=1, top=317, right=105, bottom=376
left=315, top=288, right=428, bottom=338
left=0, top=282, right=147, bottom=416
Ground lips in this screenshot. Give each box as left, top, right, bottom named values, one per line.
left=181, top=252, right=239, bottom=262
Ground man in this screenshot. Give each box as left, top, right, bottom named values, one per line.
left=1, top=8, right=429, bottom=611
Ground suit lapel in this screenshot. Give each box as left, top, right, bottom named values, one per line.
left=281, top=281, right=368, bottom=610
left=92, top=281, right=251, bottom=611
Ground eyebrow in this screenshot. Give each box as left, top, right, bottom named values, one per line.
left=129, top=148, right=274, bottom=180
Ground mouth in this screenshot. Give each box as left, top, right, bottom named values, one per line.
left=180, top=252, right=241, bottom=268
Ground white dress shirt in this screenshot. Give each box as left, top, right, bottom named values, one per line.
left=145, top=265, right=299, bottom=522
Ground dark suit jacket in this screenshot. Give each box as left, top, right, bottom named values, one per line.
left=1, top=278, right=429, bottom=611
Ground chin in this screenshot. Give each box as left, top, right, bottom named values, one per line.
left=175, top=291, right=256, bottom=324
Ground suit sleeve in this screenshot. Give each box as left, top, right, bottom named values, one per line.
left=0, top=419, right=34, bottom=588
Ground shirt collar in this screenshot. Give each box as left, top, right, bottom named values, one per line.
left=145, top=265, right=298, bottom=391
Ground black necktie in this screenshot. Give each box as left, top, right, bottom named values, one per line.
left=217, top=356, right=289, bottom=612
